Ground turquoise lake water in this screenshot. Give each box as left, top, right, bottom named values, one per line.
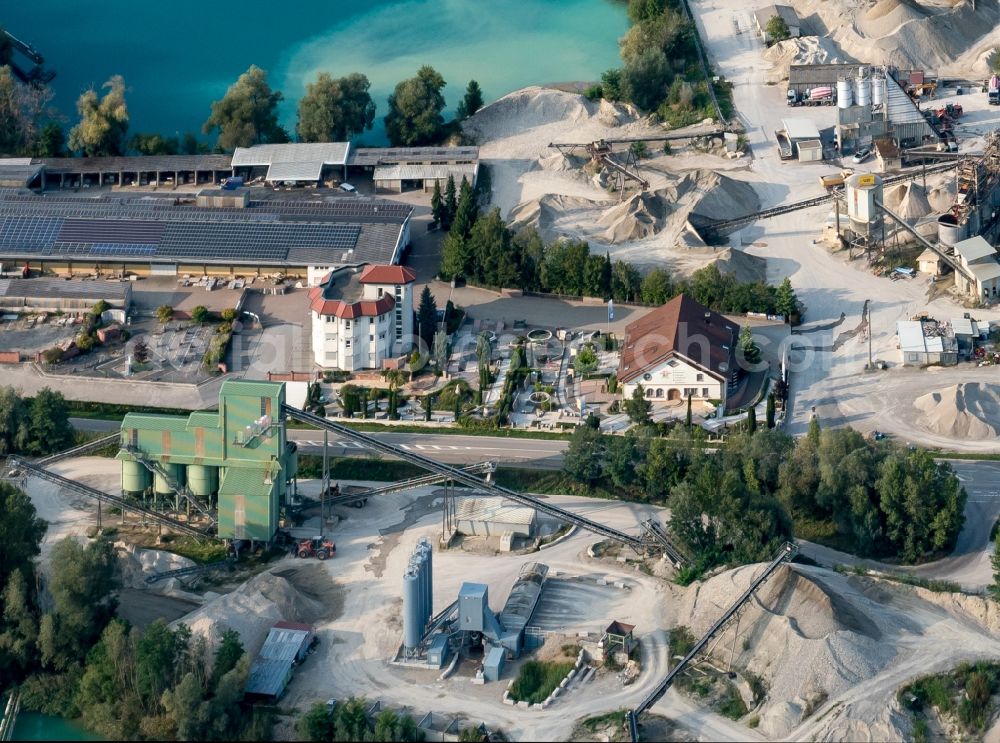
left=5, top=0, right=628, bottom=144
left=11, top=712, right=98, bottom=741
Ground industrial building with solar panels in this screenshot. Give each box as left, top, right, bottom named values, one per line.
left=0, top=188, right=412, bottom=279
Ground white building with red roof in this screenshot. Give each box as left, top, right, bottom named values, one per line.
left=309, top=263, right=416, bottom=370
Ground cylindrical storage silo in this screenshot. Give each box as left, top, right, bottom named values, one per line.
left=937, top=214, right=964, bottom=246
left=187, top=464, right=218, bottom=497
left=154, top=462, right=185, bottom=495
left=418, top=542, right=432, bottom=625
left=402, top=569, right=422, bottom=651
left=121, top=460, right=151, bottom=495
left=856, top=77, right=872, bottom=107
left=153, top=472, right=173, bottom=495
left=422, top=540, right=433, bottom=621
left=846, top=172, right=883, bottom=236
left=409, top=556, right=425, bottom=634
left=871, top=76, right=885, bottom=107
left=837, top=78, right=854, bottom=109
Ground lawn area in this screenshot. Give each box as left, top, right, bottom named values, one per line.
left=508, top=660, right=574, bottom=705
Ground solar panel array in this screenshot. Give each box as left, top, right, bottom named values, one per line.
left=0, top=193, right=409, bottom=264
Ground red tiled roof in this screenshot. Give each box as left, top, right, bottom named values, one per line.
left=310, top=294, right=395, bottom=319
left=359, top=264, right=416, bottom=284
left=617, top=294, right=737, bottom=384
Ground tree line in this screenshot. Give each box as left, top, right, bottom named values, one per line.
left=563, top=419, right=966, bottom=579
left=0, top=386, right=74, bottom=455
left=0, top=483, right=266, bottom=739
left=0, top=49, right=486, bottom=157
left=436, top=173, right=799, bottom=313
left=589, top=0, right=733, bottom=128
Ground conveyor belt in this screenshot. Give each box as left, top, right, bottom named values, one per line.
left=36, top=433, right=120, bottom=466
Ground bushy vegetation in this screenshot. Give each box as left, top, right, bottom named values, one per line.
left=0, top=386, right=74, bottom=455
left=439, top=179, right=793, bottom=314
left=562, top=420, right=966, bottom=576
left=296, top=698, right=423, bottom=742
left=591, top=0, right=734, bottom=127
left=509, top=660, right=575, bottom=705
left=900, top=662, right=1000, bottom=735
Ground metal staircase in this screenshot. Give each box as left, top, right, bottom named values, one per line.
left=6, top=456, right=211, bottom=539
left=121, top=444, right=216, bottom=526
left=625, top=542, right=798, bottom=741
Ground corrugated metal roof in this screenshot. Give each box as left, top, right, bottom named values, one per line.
left=0, top=278, right=131, bottom=300
left=222, top=379, right=285, bottom=398
left=121, top=413, right=190, bottom=432
left=187, top=411, right=219, bottom=428
left=968, top=261, right=1000, bottom=281
left=245, top=657, right=293, bottom=697
left=782, top=118, right=821, bottom=141
left=218, top=466, right=273, bottom=495
left=952, top=317, right=977, bottom=336
left=231, top=143, right=351, bottom=167
left=897, top=320, right=949, bottom=353
left=259, top=625, right=311, bottom=662
left=348, top=146, right=479, bottom=166
left=373, top=163, right=478, bottom=182
left=955, top=236, right=996, bottom=264
left=266, top=161, right=324, bottom=183
left=885, top=74, right=927, bottom=125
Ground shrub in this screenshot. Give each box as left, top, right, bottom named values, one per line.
left=508, top=660, right=574, bottom=705
left=155, top=305, right=174, bottom=323
left=191, top=305, right=210, bottom=323
left=42, top=347, right=64, bottom=364
left=584, top=84, right=603, bottom=101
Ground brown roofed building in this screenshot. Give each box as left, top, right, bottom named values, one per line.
left=618, top=294, right=739, bottom=406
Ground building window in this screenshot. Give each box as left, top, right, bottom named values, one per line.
left=345, top=320, right=351, bottom=330
left=378, top=288, right=384, bottom=297
left=696, top=373, right=703, bottom=382
left=369, top=317, right=374, bottom=325
left=702, top=387, right=709, bottom=397
left=667, top=360, right=679, bottom=368
left=655, top=388, right=663, bottom=398
left=345, top=339, right=351, bottom=348
left=370, top=335, right=374, bottom=342
left=645, top=388, right=654, bottom=398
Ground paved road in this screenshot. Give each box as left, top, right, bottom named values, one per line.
left=74, top=417, right=569, bottom=468
left=73, top=418, right=1000, bottom=585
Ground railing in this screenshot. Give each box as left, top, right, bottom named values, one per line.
left=122, top=444, right=216, bottom=525
left=627, top=542, right=798, bottom=742
left=282, top=405, right=677, bottom=558
left=6, top=456, right=211, bottom=539
left=36, top=432, right=120, bottom=466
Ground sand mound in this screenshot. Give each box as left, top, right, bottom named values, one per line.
left=914, top=383, right=1000, bottom=439
left=673, top=564, right=896, bottom=738
left=597, top=190, right=673, bottom=242
left=118, top=544, right=196, bottom=589
left=764, top=36, right=852, bottom=82
left=883, top=183, right=907, bottom=211
left=895, top=182, right=933, bottom=222
left=176, top=567, right=326, bottom=655
left=535, top=151, right=583, bottom=173
left=789, top=0, right=1000, bottom=76
left=464, top=86, right=597, bottom=142
left=928, top=180, right=957, bottom=212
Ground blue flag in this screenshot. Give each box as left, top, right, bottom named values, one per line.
left=608, top=299, right=614, bottom=321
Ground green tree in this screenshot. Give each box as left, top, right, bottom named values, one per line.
left=640, top=267, right=672, bottom=305
left=624, top=383, right=652, bottom=425
left=765, top=15, right=792, bottom=44
left=0, top=386, right=30, bottom=454
left=456, top=79, right=484, bottom=120
left=41, top=347, right=63, bottom=365
left=128, top=132, right=178, bottom=155
left=0, top=66, right=54, bottom=155
left=563, top=426, right=605, bottom=484
left=0, top=568, right=39, bottom=688
left=765, top=392, right=776, bottom=429
left=210, top=628, right=244, bottom=691
left=190, top=305, right=210, bottom=323
left=334, top=697, right=370, bottom=742
left=686, top=391, right=693, bottom=428
left=465, top=208, right=517, bottom=288
left=621, top=48, right=672, bottom=111
left=297, top=702, right=334, bottom=742
left=991, top=539, right=1000, bottom=601
left=746, top=406, right=757, bottom=434
left=738, top=325, right=761, bottom=366
left=296, top=72, right=376, bottom=142
left=443, top=174, right=458, bottom=228
left=68, top=75, right=129, bottom=156
left=628, top=0, right=667, bottom=24
left=0, top=481, right=44, bottom=597
left=541, top=239, right=589, bottom=295
left=600, top=69, right=623, bottom=101
left=28, top=387, right=74, bottom=454
left=775, top=277, right=799, bottom=320
left=431, top=180, right=445, bottom=225
left=35, top=122, right=65, bottom=157
left=574, top=345, right=599, bottom=375
left=39, top=537, right=117, bottom=671
left=204, top=65, right=288, bottom=150
left=384, top=65, right=447, bottom=146
left=416, top=286, right=438, bottom=348
left=155, top=304, right=174, bottom=323
left=611, top=260, right=641, bottom=302
left=161, top=671, right=211, bottom=740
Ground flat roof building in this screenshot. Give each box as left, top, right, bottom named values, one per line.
left=245, top=621, right=314, bottom=701
left=0, top=190, right=412, bottom=278
left=897, top=319, right=958, bottom=366
left=232, top=143, right=352, bottom=184
left=0, top=277, right=131, bottom=314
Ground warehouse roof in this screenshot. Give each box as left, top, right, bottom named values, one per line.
left=897, top=320, right=951, bottom=354
left=244, top=658, right=293, bottom=698
left=0, top=191, right=410, bottom=267
left=951, top=317, right=979, bottom=336
left=0, top=159, right=44, bottom=185
left=782, top=117, right=822, bottom=141
left=967, top=260, right=1000, bottom=283
left=232, top=142, right=351, bottom=168
left=373, top=163, right=479, bottom=182
left=0, top=277, right=131, bottom=300
left=37, top=154, right=233, bottom=174
left=348, top=146, right=479, bottom=167
left=258, top=623, right=312, bottom=662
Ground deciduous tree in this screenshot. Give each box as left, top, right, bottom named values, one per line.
left=296, top=72, right=375, bottom=142
left=204, top=65, right=287, bottom=150
left=68, top=75, right=128, bottom=156
left=384, top=65, right=447, bottom=146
